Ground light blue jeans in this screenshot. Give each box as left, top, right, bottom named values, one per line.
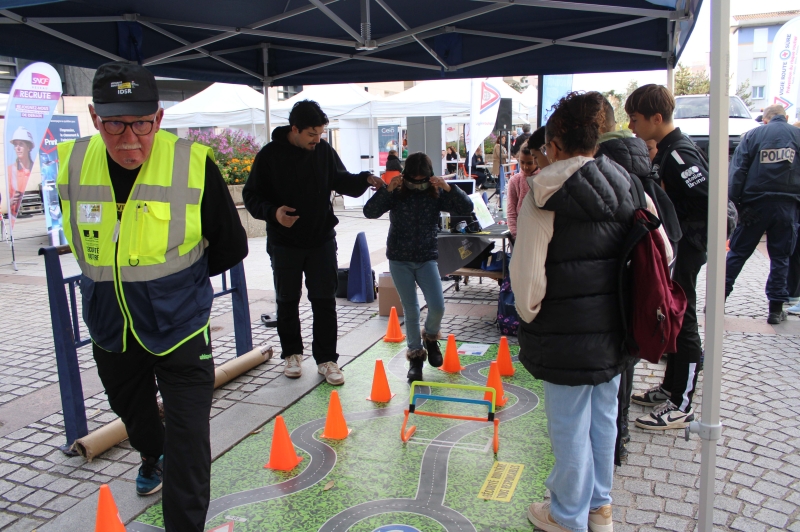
left=543, top=374, right=621, bottom=532
left=388, top=260, right=445, bottom=351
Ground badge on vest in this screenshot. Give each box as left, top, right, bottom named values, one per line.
left=78, top=203, right=102, bottom=224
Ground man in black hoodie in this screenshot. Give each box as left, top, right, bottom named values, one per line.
left=243, top=100, right=381, bottom=385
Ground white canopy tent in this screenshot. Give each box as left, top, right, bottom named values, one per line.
left=270, top=83, right=380, bottom=122
left=376, top=77, right=528, bottom=123
left=161, top=82, right=273, bottom=129
left=0, top=93, right=7, bottom=116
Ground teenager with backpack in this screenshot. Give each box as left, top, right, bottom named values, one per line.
left=363, top=153, right=474, bottom=382
left=625, top=84, right=709, bottom=430
left=513, top=91, right=637, bottom=532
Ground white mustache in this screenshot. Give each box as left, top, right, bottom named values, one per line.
left=116, top=143, right=142, bottom=150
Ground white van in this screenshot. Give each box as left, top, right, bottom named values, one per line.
left=673, top=94, right=760, bottom=158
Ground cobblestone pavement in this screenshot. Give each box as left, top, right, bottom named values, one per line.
left=0, top=293, right=377, bottom=531
left=1, top=209, right=798, bottom=531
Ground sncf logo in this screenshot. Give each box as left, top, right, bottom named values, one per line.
left=760, top=148, right=795, bottom=164
left=31, top=73, right=50, bottom=86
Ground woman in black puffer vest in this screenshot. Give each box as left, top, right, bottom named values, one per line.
left=512, top=92, right=636, bottom=532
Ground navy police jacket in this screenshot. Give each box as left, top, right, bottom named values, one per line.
left=729, top=115, right=800, bottom=205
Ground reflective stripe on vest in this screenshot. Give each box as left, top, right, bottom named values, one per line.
left=57, top=130, right=213, bottom=354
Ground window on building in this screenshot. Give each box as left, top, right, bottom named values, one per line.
left=753, top=57, right=766, bottom=71
left=277, top=85, right=303, bottom=101
left=0, top=55, right=17, bottom=94
left=752, top=86, right=765, bottom=100
left=753, top=28, right=769, bottom=53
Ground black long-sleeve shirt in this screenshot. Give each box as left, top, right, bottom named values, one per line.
left=107, top=153, right=248, bottom=276
left=243, top=125, right=371, bottom=248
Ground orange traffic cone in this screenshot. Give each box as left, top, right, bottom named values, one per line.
left=321, top=390, right=351, bottom=439
left=384, top=307, right=405, bottom=342
left=484, top=361, right=508, bottom=407
left=440, top=334, right=464, bottom=373
left=264, top=415, right=303, bottom=471
left=367, top=359, right=395, bottom=402
left=95, top=484, right=125, bottom=532
left=496, top=336, right=515, bottom=376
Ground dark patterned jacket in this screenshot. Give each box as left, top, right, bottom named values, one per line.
left=363, top=184, right=474, bottom=262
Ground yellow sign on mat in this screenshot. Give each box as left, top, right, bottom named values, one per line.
left=478, top=461, right=524, bottom=502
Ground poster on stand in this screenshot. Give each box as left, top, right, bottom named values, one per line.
left=39, top=115, right=80, bottom=245
left=3, top=62, right=62, bottom=228
left=768, top=15, right=800, bottom=112
left=378, top=125, right=399, bottom=167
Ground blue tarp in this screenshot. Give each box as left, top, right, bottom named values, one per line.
left=0, top=0, right=702, bottom=87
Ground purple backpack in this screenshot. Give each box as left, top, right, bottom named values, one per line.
left=497, top=276, right=519, bottom=336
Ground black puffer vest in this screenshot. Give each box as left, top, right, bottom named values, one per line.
left=518, top=155, right=636, bottom=386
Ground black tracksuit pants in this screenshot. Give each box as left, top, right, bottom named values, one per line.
left=267, top=239, right=339, bottom=363
left=93, top=330, right=215, bottom=532
left=662, top=238, right=707, bottom=413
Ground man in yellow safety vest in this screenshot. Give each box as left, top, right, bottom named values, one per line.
left=58, top=62, right=247, bottom=531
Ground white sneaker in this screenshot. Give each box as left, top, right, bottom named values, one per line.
left=318, top=361, right=345, bottom=385
left=283, top=354, right=303, bottom=378
left=589, top=504, right=614, bottom=532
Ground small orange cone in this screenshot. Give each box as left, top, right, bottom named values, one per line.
left=496, top=336, right=515, bottom=376
left=484, top=361, right=508, bottom=407
left=94, top=484, right=125, bottom=532
left=264, top=415, right=303, bottom=471
left=383, top=307, right=405, bottom=342
left=367, top=359, right=395, bottom=402
left=440, top=334, right=465, bottom=373
left=321, top=390, right=351, bottom=439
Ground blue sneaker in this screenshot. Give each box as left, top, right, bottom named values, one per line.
left=136, top=455, right=163, bottom=495
left=787, top=303, right=800, bottom=315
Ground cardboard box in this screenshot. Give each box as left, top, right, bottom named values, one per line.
left=378, top=273, right=404, bottom=317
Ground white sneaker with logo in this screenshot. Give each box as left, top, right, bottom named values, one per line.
left=635, top=400, right=694, bottom=430
left=283, top=354, right=303, bottom=379
left=631, top=385, right=671, bottom=407
left=318, top=361, right=345, bottom=385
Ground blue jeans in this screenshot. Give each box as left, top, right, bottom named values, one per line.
left=389, top=260, right=445, bottom=351
left=543, top=375, right=621, bottom=532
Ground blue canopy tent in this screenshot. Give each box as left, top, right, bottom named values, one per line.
left=1, top=2, right=734, bottom=532
left=0, top=0, right=699, bottom=86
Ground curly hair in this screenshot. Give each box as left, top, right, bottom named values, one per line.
left=545, top=91, right=606, bottom=155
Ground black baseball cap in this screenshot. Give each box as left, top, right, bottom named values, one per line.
left=92, top=61, right=159, bottom=117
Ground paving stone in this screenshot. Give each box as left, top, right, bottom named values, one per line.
left=753, top=508, right=789, bottom=529
left=42, top=494, right=80, bottom=512
left=655, top=514, right=691, bottom=531
left=730, top=516, right=768, bottom=532
left=752, top=480, right=788, bottom=499
left=625, top=509, right=657, bottom=525
left=1, top=485, right=35, bottom=502
left=3, top=517, right=43, bottom=532
left=20, top=489, right=57, bottom=507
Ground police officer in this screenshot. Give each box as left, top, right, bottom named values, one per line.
left=57, top=62, right=247, bottom=531
left=726, top=104, right=800, bottom=324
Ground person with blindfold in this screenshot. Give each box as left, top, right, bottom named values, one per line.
left=364, top=152, right=474, bottom=382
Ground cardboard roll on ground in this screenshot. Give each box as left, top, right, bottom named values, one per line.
left=72, top=345, right=274, bottom=461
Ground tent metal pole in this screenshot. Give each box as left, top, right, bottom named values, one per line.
left=262, top=44, right=271, bottom=143
left=667, top=63, right=674, bottom=93
left=376, top=3, right=509, bottom=46
left=308, top=0, right=364, bottom=43
left=470, top=0, right=686, bottom=20
left=268, top=44, right=441, bottom=70
left=373, top=0, right=449, bottom=69
left=688, top=0, right=728, bottom=529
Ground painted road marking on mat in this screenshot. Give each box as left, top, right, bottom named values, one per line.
left=477, top=462, right=524, bottom=502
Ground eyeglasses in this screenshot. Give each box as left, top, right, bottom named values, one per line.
left=100, top=119, right=155, bottom=136
left=540, top=140, right=562, bottom=158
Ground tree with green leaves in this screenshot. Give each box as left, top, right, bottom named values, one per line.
left=674, top=63, right=710, bottom=95
left=736, top=78, right=753, bottom=109
left=601, top=79, right=639, bottom=130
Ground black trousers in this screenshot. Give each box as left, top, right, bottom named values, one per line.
left=726, top=199, right=799, bottom=303
left=93, top=330, right=215, bottom=532
left=662, top=238, right=706, bottom=413
left=789, top=233, right=800, bottom=299
left=267, top=239, right=339, bottom=363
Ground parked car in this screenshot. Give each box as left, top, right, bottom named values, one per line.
left=673, top=94, right=759, bottom=159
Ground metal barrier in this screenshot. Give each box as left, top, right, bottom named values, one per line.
left=38, top=245, right=252, bottom=454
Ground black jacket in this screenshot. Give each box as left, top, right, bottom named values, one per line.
left=654, top=128, right=710, bottom=251
left=363, top=184, right=474, bottom=262
left=729, top=115, right=800, bottom=205
left=596, top=135, right=682, bottom=247
left=243, top=125, right=371, bottom=248
left=518, top=156, right=636, bottom=386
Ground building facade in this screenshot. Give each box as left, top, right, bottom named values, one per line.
left=730, top=10, right=800, bottom=115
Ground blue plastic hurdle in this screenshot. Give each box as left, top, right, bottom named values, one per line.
left=39, top=244, right=252, bottom=454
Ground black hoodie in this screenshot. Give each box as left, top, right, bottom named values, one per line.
left=243, top=125, right=371, bottom=248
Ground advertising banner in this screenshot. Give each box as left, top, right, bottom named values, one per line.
left=39, top=115, right=80, bottom=245
left=3, top=62, right=62, bottom=228
left=768, top=16, right=800, bottom=113
left=378, top=125, right=399, bottom=166
left=540, top=75, right=574, bottom=124
left=467, top=79, right=501, bottom=174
